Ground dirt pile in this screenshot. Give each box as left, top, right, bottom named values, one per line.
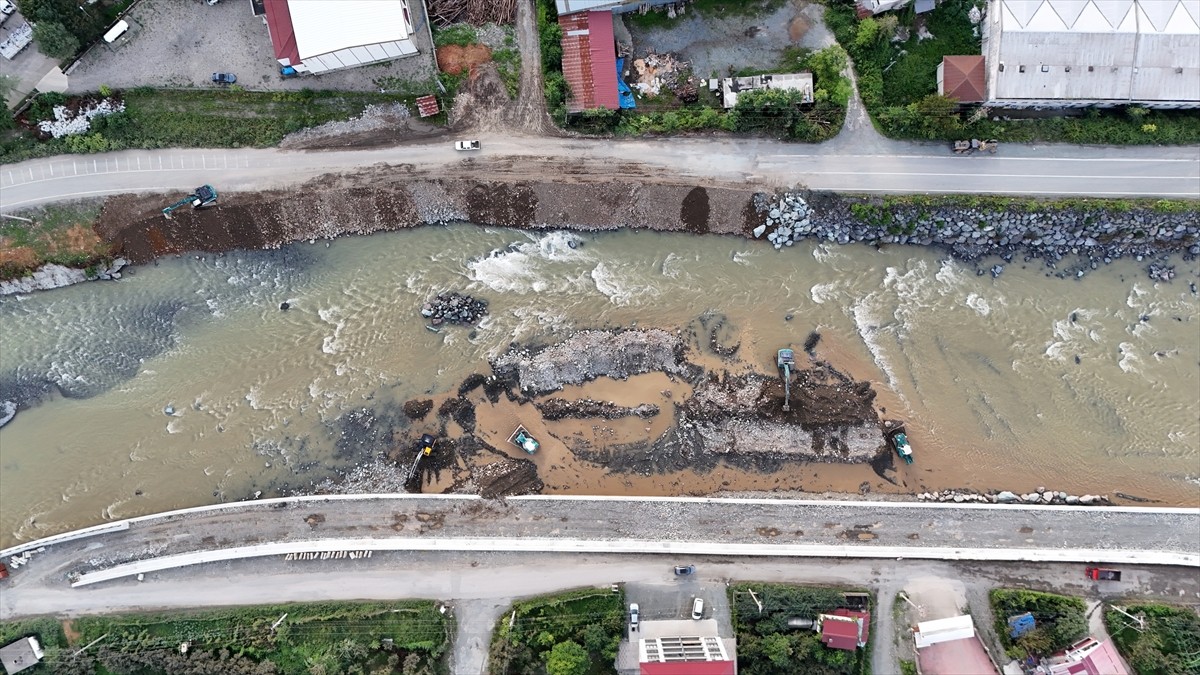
left=436, top=44, right=493, bottom=76
left=490, top=328, right=700, bottom=395
left=474, top=458, right=543, bottom=498
left=536, top=398, right=660, bottom=420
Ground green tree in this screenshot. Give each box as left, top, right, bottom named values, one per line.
left=908, top=94, right=962, bottom=138
left=806, top=45, right=853, bottom=106
left=32, top=21, right=80, bottom=60
left=852, top=17, right=881, bottom=53
left=759, top=633, right=793, bottom=667
left=544, top=640, right=588, bottom=675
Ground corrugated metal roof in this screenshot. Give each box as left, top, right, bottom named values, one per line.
left=416, top=95, right=439, bottom=117
left=264, top=0, right=300, bottom=65
left=986, top=0, right=1200, bottom=103
left=558, top=11, right=620, bottom=112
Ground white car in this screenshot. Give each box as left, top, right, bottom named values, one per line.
left=0, top=0, right=15, bottom=16
left=628, top=603, right=639, bottom=630
left=454, top=140, right=481, bottom=151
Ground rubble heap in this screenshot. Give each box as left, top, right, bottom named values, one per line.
left=420, top=292, right=488, bottom=327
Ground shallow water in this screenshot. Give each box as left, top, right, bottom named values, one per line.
left=1, top=225, right=1197, bottom=547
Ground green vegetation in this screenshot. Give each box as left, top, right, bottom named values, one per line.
left=871, top=193, right=1199, bottom=215
left=433, top=23, right=479, bottom=48
left=899, top=660, right=918, bottom=675
left=493, top=47, right=522, bottom=99
left=0, top=601, right=452, bottom=674
left=730, top=583, right=871, bottom=675
left=0, top=201, right=109, bottom=280
left=0, top=87, right=428, bottom=164
left=1105, top=603, right=1200, bottom=675
left=989, top=589, right=1088, bottom=661
left=488, top=587, right=624, bottom=675
left=824, top=0, right=1200, bottom=143
left=16, top=0, right=133, bottom=62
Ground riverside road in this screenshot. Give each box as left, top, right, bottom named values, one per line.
left=1, top=138, right=1198, bottom=212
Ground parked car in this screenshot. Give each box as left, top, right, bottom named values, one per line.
left=628, top=603, right=640, bottom=630
left=691, top=597, right=704, bottom=620
left=211, top=72, right=237, bottom=84
left=0, top=0, right=16, bottom=16
left=674, top=565, right=695, bottom=576
left=454, top=140, right=481, bottom=151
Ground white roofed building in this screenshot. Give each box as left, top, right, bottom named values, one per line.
left=982, top=0, right=1200, bottom=108
left=264, top=0, right=419, bottom=75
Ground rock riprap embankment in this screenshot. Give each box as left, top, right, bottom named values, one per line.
left=754, top=193, right=1198, bottom=281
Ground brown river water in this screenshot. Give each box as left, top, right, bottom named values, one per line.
left=1, top=225, right=1197, bottom=547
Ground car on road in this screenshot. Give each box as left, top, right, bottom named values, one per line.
left=691, top=597, right=704, bottom=620
left=455, top=140, right=481, bottom=151
left=211, top=73, right=237, bottom=85
left=674, top=564, right=695, bottom=576
left=628, top=603, right=639, bottom=630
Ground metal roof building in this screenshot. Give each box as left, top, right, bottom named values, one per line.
left=558, top=10, right=621, bottom=112
left=982, top=0, right=1200, bottom=108
left=263, top=0, right=419, bottom=75
left=0, top=637, right=43, bottom=675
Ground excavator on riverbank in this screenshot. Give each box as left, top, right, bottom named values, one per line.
left=162, top=185, right=218, bottom=219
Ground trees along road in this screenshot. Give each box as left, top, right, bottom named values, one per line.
left=1, top=137, right=1198, bottom=212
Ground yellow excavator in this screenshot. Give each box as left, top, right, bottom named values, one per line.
left=162, top=185, right=218, bottom=219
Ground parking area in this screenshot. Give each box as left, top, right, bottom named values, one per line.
left=2, top=9, right=61, bottom=107
left=65, top=0, right=437, bottom=94
left=616, top=567, right=735, bottom=672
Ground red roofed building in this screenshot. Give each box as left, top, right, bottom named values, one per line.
left=938, top=55, right=987, bottom=103
left=557, top=10, right=620, bottom=112
left=819, top=609, right=870, bottom=651
left=1048, top=637, right=1131, bottom=675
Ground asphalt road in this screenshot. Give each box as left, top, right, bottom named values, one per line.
left=2, top=137, right=1198, bottom=213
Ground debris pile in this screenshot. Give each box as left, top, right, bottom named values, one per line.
left=420, top=292, right=488, bottom=327
left=536, top=398, right=660, bottom=420
left=632, top=52, right=691, bottom=98
left=36, top=98, right=125, bottom=139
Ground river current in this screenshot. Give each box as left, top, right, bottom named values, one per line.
left=1, top=225, right=1197, bottom=547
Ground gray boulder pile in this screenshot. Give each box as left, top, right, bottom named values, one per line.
left=918, top=486, right=1112, bottom=505
left=752, top=192, right=1199, bottom=281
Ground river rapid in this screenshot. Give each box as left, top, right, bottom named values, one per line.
left=1, top=225, right=1197, bottom=547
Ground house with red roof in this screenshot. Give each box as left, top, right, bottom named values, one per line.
left=557, top=10, right=621, bottom=112
left=818, top=609, right=871, bottom=651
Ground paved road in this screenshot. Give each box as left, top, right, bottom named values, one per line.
left=2, top=137, right=1198, bottom=213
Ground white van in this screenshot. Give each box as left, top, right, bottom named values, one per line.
left=691, top=597, right=704, bottom=620
left=103, top=20, right=129, bottom=44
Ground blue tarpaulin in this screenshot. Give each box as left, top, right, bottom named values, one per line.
left=1007, top=612, right=1035, bottom=639
left=616, top=58, right=636, bottom=110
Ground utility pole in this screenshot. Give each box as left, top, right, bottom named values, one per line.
left=747, top=588, right=763, bottom=613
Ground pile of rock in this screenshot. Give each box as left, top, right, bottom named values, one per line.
left=752, top=193, right=811, bottom=250
left=420, top=292, right=488, bottom=327
left=918, top=486, right=1111, bottom=505
left=752, top=191, right=1199, bottom=281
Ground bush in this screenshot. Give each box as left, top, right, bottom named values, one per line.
left=990, top=589, right=1087, bottom=658
left=731, top=584, right=870, bottom=675
left=1106, top=603, right=1200, bottom=675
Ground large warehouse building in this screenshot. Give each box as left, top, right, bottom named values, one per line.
left=982, top=0, right=1200, bottom=108
left=263, top=0, right=420, bottom=75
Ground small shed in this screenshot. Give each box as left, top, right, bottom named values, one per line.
left=938, top=55, right=986, bottom=103
left=0, top=637, right=44, bottom=675
left=415, top=95, right=439, bottom=117
left=818, top=609, right=870, bottom=651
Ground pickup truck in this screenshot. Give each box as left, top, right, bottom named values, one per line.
left=1085, top=567, right=1121, bottom=581
left=454, top=140, right=481, bottom=151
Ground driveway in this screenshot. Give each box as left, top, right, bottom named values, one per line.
left=65, top=0, right=437, bottom=94
left=2, top=12, right=61, bottom=108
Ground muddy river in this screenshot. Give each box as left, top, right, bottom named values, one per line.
left=1, top=225, right=1197, bottom=547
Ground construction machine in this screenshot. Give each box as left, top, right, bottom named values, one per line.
left=777, top=348, right=795, bottom=412
left=162, top=185, right=218, bottom=219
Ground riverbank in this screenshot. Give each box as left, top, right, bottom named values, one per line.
left=4, top=168, right=1192, bottom=298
